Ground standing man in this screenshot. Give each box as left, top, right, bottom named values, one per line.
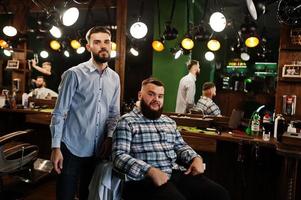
left=194, top=82, right=221, bottom=116
left=50, top=26, right=120, bottom=200
left=112, top=77, right=230, bottom=200
left=175, top=60, right=200, bottom=113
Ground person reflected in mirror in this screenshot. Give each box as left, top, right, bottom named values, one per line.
left=28, top=76, right=58, bottom=99
left=194, top=82, right=221, bottom=116
left=50, top=26, right=120, bottom=200
left=30, top=60, right=52, bottom=76
left=112, top=77, right=230, bottom=200
left=175, top=60, right=200, bottom=113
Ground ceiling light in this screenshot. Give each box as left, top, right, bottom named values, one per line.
left=3, top=49, right=12, bottom=57
left=245, top=36, right=259, bottom=48
left=62, top=7, right=79, bottom=26
left=130, top=22, right=148, bottom=39
left=70, top=39, right=81, bottom=49
left=49, top=26, right=62, bottom=38
left=40, top=50, right=49, bottom=58
left=240, top=52, right=250, bottom=61
left=209, top=12, right=227, bottom=32
left=130, top=47, right=139, bottom=56
left=152, top=39, right=164, bottom=52
left=207, top=39, right=221, bottom=51
left=3, top=26, right=17, bottom=37
left=76, top=46, right=85, bottom=54
left=50, top=40, right=61, bottom=50
left=181, top=37, right=194, bottom=50
left=205, top=51, right=215, bottom=61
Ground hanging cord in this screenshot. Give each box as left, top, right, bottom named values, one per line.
left=156, top=0, right=161, bottom=36
left=138, top=1, right=144, bottom=21
left=186, top=0, right=190, bottom=32
left=168, top=0, right=176, bottom=24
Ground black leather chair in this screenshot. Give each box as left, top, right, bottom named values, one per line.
left=0, top=129, right=39, bottom=192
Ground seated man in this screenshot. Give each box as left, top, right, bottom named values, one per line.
left=28, top=76, right=58, bottom=99
left=194, top=82, right=221, bottom=116
left=112, top=77, right=230, bottom=200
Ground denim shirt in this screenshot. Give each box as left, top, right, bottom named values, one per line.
left=50, top=59, right=120, bottom=157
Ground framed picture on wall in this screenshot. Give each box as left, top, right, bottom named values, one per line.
left=282, top=64, right=301, bottom=78
left=6, top=60, right=20, bottom=69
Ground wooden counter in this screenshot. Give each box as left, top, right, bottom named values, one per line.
left=0, top=108, right=52, bottom=125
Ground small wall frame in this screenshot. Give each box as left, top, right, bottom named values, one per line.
left=282, top=64, right=301, bottom=78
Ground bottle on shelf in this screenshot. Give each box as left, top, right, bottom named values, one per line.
left=251, top=112, right=260, bottom=135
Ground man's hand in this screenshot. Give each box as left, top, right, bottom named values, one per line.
left=51, top=148, right=63, bottom=174
left=99, top=137, right=112, bottom=160
left=184, top=156, right=205, bottom=176
left=146, top=167, right=169, bottom=186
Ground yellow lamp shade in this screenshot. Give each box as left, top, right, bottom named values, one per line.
left=207, top=39, right=221, bottom=51
left=50, top=40, right=61, bottom=50
left=152, top=40, right=164, bottom=52
left=70, top=40, right=81, bottom=49
left=111, top=42, right=117, bottom=51
left=181, top=38, right=194, bottom=50
left=245, top=36, right=259, bottom=48
left=0, top=39, right=8, bottom=48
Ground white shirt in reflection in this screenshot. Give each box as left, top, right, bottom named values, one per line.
left=28, top=87, right=58, bottom=99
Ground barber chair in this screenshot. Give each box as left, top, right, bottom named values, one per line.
left=0, top=129, right=39, bottom=192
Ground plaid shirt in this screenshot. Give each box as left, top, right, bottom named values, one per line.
left=112, top=108, right=199, bottom=181
left=194, top=96, right=221, bottom=116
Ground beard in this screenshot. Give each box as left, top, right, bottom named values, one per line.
left=93, top=48, right=111, bottom=64
left=140, top=98, right=163, bottom=120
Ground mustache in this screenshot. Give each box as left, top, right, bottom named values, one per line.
left=98, top=48, right=109, bottom=54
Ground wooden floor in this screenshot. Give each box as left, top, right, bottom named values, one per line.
left=1, top=173, right=56, bottom=200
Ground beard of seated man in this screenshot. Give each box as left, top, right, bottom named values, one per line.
left=140, top=98, right=163, bottom=120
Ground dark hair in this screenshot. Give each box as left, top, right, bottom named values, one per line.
left=36, top=76, right=44, bottom=80
left=85, top=26, right=111, bottom=43
left=202, top=82, right=215, bottom=91
left=187, top=60, right=199, bottom=70
left=142, top=77, right=164, bottom=88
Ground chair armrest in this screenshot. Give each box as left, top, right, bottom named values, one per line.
left=0, top=129, right=34, bottom=145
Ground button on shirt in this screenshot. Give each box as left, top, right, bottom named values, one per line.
left=175, top=73, right=196, bottom=113
left=50, top=59, right=120, bottom=157
left=194, top=96, right=221, bottom=116
left=112, top=108, right=199, bottom=181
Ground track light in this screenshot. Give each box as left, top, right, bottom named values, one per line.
left=163, top=24, right=178, bottom=40
left=0, top=39, right=9, bottom=48
left=70, top=39, right=81, bottom=49
left=181, top=36, right=194, bottom=50
left=207, top=39, right=221, bottom=51
left=209, top=12, right=226, bottom=32
left=111, top=42, right=117, bottom=51
left=205, top=51, right=215, bottom=61
left=40, top=50, right=49, bottom=58
left=240, top=52, right=250, bottom=61
left=64, top=50, right=70, bottom=57
left=130, top=22, right=148, bottom=39
left=152, top=38, right=165, bottom=52
left=3, top=26, right=17, bottom=37
left=245, top=36, right=259, bottom=48
left=50, top=40, right=61, bottom=50
left=62, top=7, right=79, bottom=26
left=130, top=47, right=139, bottom=56
left=76, top=46, right=85, bottom=54
left=49, top=25, right=62, bottom=38
left=3, top=49, right=12, bottom=57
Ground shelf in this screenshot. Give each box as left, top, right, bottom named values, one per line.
left=278, top=77, right=301, bottom=82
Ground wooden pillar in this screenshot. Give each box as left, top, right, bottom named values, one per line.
left=115, top=0, right=127, bottom=104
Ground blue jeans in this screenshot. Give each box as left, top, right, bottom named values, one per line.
left=56, top=143, right=96, bottom=200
